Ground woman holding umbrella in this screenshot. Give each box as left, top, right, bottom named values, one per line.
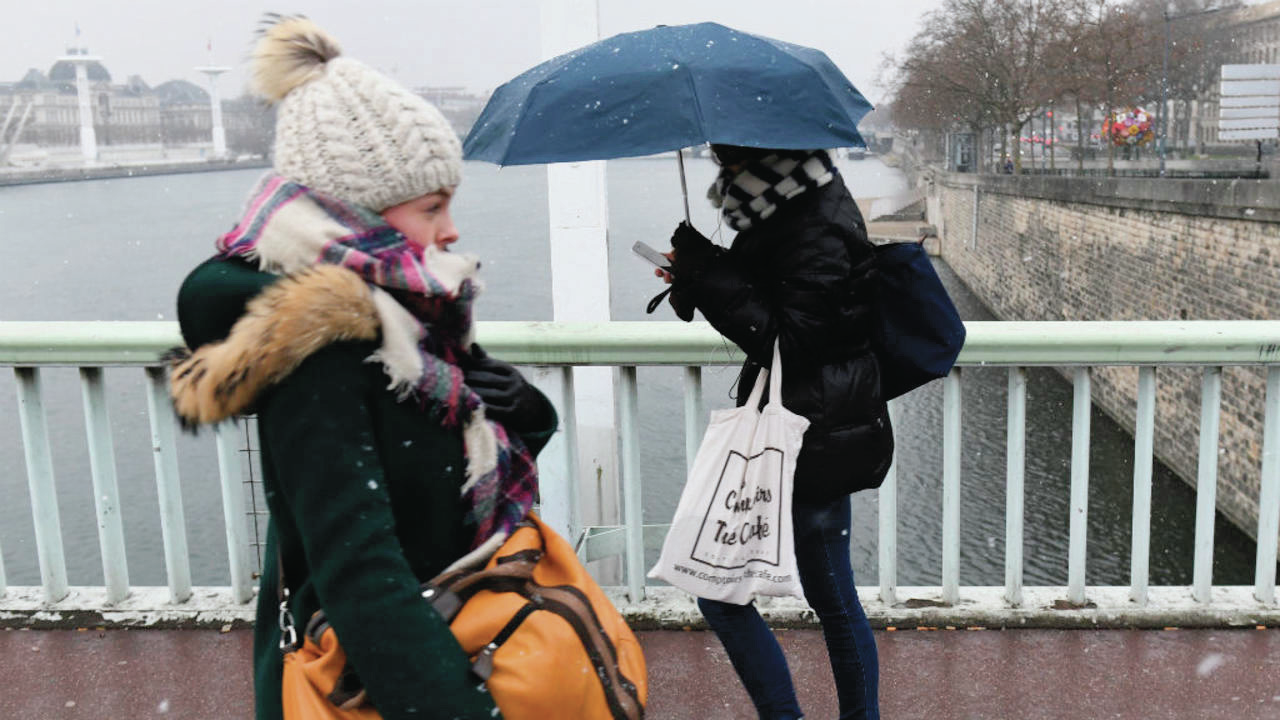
left=461, top=21, right=893, bottom=719
left=659, top=143, right=894, bottom=720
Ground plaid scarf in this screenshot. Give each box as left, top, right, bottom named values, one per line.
left=708, top=149, right=837, bottom=231
left=218, top=173, right=537, bottom=560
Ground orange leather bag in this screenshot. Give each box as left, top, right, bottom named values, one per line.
left=280, top=513, right=647, bottom=719
left=282, top=623, right=378, bottom=719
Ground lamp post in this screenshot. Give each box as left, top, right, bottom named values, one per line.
left=1160, top=5, right=1226, bottom=177
left=1048, top=108, right=1056, bottom=170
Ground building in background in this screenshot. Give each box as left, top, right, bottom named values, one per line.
left=1194, top=0, right=1280, bottom=150
left=0, top=48, right=275, bottom=167
left=413, top=86, right=490, bottom=139
left=1, top=51, right=491, bottom=169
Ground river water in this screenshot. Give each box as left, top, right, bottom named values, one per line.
left=0, top=156, right=1262, bottom=589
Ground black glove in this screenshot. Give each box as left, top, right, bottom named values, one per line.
left=668, top=222, right=716, bottom=273
left=463, top=345, right=546, bottom=429
left=666, top=222, right=718, bottom=322
left=667, top=285, right=697, bottom=322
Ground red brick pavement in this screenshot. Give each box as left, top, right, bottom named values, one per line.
left=2, top=627, right=1278, bottom=719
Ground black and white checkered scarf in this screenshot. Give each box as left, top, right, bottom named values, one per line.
left=707, top=149, right=837, bottom=231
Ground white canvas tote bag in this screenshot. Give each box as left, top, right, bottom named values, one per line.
left=648, top=340, right=810, bottom=604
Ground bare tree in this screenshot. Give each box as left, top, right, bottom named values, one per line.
left=1040, top=0, right=1108, bottom=170
left=887, top=0, right=1232, bottom=173
left=887, top=0, right=1062, bottom=172
left=1070, top=0, right=1157, bottom=171
left=885, top=15, right=995, bottom=170
left=1128, top=0, right=1243, bottom=155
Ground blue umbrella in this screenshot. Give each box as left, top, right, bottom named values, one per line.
left=463, top=22, right=872, bottom=220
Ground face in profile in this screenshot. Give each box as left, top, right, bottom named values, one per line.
left=382, top=188, right=460, bottom=252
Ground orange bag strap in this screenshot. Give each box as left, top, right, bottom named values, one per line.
left=422, top=552, right=541, bottom=622
left=533, top=585, right=645, bottom=720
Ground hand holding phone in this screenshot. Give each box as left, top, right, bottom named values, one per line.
left=632, top=241, right=672, bottom=273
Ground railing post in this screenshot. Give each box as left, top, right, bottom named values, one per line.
left=618, top=366, right=645, bottom=602
left=1005, top=367, right=1027, bottom=607
left=80, top=367, right=130, bottom=604
left=529, top=366, right=580, bottom=546
left=1068, top=367, right=1092, bottom=605
left=144, top=366, right=192, bottom=604
left=879, top=400, right=899, bottom=606
left=1193, top=367, right=1222, bottom=603
left=683, top=366, right=705, bottom=476
left=1130, top=367, right=1156, bottom=606
left=942, top=368, right=962, bottom=605
left=215, top=420, right=255, bottom=604
left=560, top=368, right=581, bottom=544
left=1255, top=367, right=1280, bottom=605
left=14, top=367, right=69, bottom=603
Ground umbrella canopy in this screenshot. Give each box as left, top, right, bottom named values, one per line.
left=463, top=22, right=872, bottom=165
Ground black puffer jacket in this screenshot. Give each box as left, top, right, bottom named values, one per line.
left=672, top=172, right=894, bottom=500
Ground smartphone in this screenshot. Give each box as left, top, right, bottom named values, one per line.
left=632, top=241, right=672, bottom=272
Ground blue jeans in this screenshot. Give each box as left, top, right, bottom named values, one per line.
left=697, top=495, right=879, bottom=720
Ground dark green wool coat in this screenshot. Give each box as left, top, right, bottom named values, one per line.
left=176, top=257, right=557, bottom=720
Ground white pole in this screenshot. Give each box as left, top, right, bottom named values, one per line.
left=1130, top=367, right=1156, bottom=606
left=214, top=420, right=255, bottom=604
left=14, top=368, right=69, bottom=603
left=683, top=367, right=704, bottom=475
left=878, top=401, right=900, bottom=606
left=1005, top=367, right=1027, bottom=607
left=196, top=67, right=229, bottom=158
left=528, top=365, right=580, bottom=546
left=1192, top=367, right=1222, bottom=603
left=145, top=367, right=193, bottom=603
left=79, top=367, right=130, bottom=604
left=1255, top=367, right=1280, bottom=605
left=618, top=367, right=645, bottom=601
left=64, top=58, right=99, bottom=162
left=1067, top=368, right=1092, bottom=605
left=539, top=0, right=619, bottom=560
left=941, top=369, right=962, bottom=605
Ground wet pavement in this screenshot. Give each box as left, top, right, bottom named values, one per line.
left=3, top=627, right=1279, bottom=719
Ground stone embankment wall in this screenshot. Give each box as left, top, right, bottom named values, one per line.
left=0, top=157, right=269, bottom=187
left=928, top=172, right=1279, bottom=540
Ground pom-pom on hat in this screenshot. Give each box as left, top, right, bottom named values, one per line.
left=251, top=14, right=462, bottom=212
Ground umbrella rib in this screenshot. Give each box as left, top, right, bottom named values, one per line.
left=681, top=63, right=709, bottom=148
left=499, top=73, right=554, bottom=166
left=497, top=51, right=589, bottom=166
left=759, top=40, right=870, bottom=149
left=796, top=57, right=867, bottom=148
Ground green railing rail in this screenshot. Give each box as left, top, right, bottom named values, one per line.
left=1, top=320, right=1278, bottom=630
left=3, top=320, right=1280, bottom=366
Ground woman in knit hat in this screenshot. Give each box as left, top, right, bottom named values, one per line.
left=656, top=144, right=893, bottom=720
left=167, top=16, right=556, bottom=719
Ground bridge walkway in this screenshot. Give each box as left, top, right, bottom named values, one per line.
left=3, top=626, right=1278, bottom=719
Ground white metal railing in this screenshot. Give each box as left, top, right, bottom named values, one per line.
left=1, top=320, right=1278, bottom=627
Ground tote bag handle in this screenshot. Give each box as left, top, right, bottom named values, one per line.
left=744, top=339, right=785, bottom=410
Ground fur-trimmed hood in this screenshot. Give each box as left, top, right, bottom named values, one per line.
left=167, top=264, right=380, bottom=428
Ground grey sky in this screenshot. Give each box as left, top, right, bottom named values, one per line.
left=2, top=1, right=947, bottom=104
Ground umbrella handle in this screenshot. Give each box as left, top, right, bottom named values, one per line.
left=677, top=148, right=692, bottom=225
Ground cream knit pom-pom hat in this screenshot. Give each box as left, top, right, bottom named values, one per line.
left=251, top=15, right=462, bottom=211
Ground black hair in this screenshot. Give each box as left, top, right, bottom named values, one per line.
left=710, top=144, right=819, bottom=167
left=709, top=144, right=775, bottom=167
